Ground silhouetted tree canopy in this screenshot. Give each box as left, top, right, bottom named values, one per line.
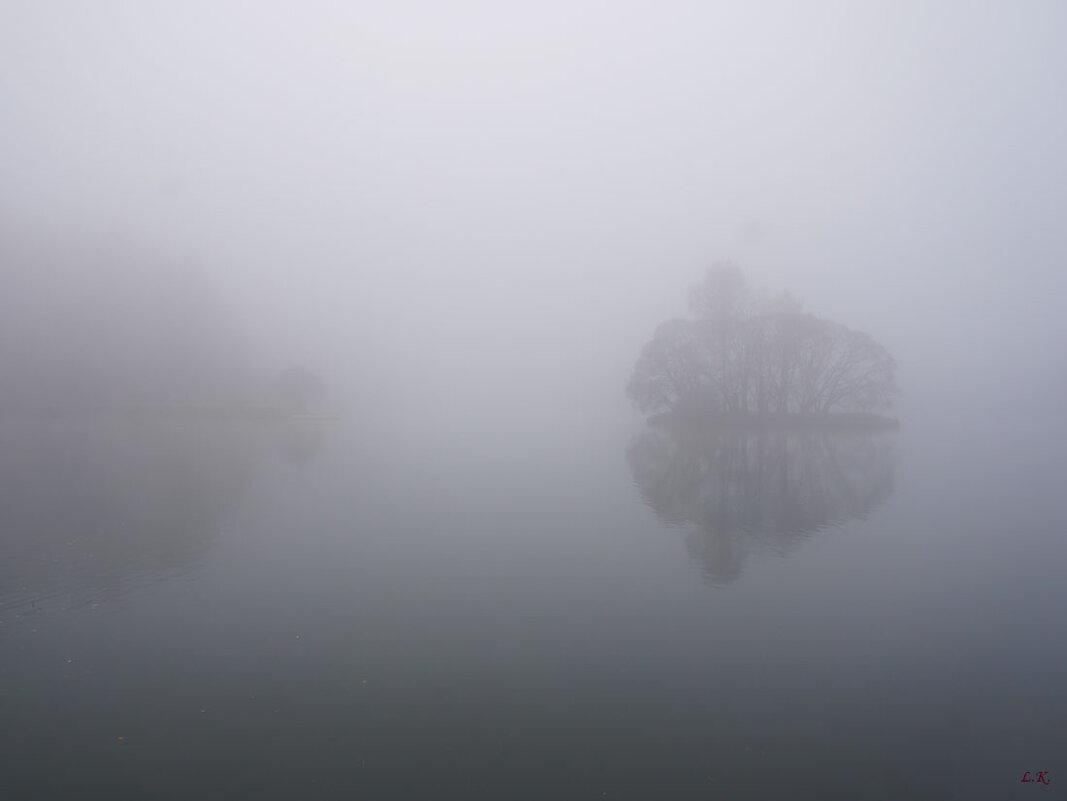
left=0, top=230, right=255, bottom=412
left=268, top=366, right=327, bottom=414
left=628, top=264, right=896, bottom=417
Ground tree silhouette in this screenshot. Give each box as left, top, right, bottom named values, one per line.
left=628, top=265, right=896, bottom=417
left=268, top=366, right=326, bottom=414
left=0, top=231, right=255, bottom=412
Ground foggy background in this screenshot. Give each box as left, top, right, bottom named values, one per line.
left=3, top=0, right=1065, bottom=435
left=4, top=7, right=1067, bottom=797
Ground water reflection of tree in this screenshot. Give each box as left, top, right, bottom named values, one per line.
left=627, top=424, right=895, bottom=584
left=0, top=421, right=323, bottom=611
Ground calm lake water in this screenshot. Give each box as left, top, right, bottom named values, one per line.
left=1, top=412, right=1063, bottom=799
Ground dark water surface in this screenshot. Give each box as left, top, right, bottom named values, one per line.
left=1, top=414, right=1063, bottom=799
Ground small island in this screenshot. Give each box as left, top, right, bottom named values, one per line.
left=627, top=264, right=897, bottom=429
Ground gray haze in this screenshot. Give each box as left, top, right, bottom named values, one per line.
left=3, top=1, right=1066, bottom=428
left=5, top=6, right=1067, bottom=797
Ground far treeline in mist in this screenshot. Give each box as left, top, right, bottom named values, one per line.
left=627, top=264, right=897, bottom=427
left=0, top=230, right=326, bottom=418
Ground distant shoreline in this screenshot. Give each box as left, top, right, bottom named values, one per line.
left=0, top=405, right=339, bottom=422
left=649, top=411, right=899, bottom=432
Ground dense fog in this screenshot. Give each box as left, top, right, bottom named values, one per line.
left=3, top=1, right=1065, bottom=431
left=4, top=6, right=1067, bottom=797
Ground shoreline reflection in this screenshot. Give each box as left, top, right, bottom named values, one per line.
left=0, top=420, right=324, bottom=614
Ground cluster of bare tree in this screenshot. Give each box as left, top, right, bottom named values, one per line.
left=0, top=229, right=327, bottom=416
left=0, top=232, right=252, bottom=412
left=627, top=265, right=896, bottom=417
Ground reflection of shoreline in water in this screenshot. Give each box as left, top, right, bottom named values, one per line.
left=0, top=420, right=325, bottom=613
left=627, top=424, right=896, bottom=584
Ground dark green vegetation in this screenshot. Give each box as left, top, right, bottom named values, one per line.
left=628, top=265, right=897, bottom=426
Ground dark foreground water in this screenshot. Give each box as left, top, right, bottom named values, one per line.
left=1, top=413, right=1063, bottom=800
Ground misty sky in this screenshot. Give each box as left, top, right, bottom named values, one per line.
left=3, top=1, right=1065, bottom=425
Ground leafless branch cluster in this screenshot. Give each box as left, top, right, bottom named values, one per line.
left=628, top=265, right=896, bottom=416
